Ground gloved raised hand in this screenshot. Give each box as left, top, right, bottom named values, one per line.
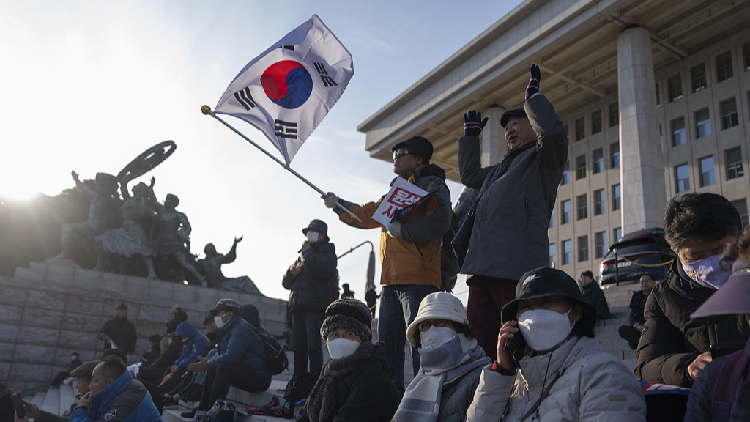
left=525, top=64, right=541, bottom=101
left=463, top=110, right=489, bottom=137
left=323, top=192, right=339, bottom=209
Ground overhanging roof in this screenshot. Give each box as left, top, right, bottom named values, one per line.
left=358, top=0, right=750, bottom=182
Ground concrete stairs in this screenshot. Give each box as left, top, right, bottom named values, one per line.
left=597, top=282, right=640, bottom=371
left=24, top=380, right=77, bottom=418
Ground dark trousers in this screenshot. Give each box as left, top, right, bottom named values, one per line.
left=158, top=368, right=187, bottom=395
left=138, top=366, right=169, bottom=384
left=618, top=325, right=641, bottom=349
left=291, top=309, right=325, bottom=374
left=198, top=363, right=271, bottom=410
left=50, top=371, right=70, bottom=387
left=466, top=275, right=517, bottom=359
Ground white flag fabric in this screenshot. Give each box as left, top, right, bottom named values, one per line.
left=214, top=14, right=353, bottom=165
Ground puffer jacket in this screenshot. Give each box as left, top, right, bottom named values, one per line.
left=336, top=164, right=452, bottom=288
left=458, top=94, right=567, bottom=280
left=684, top=338, right=750, bottom=422
left=282, top=237, right=338, bottom=312
left=70, top=370, right=161, bottom=422
left=635, top=261, right=750, bottom=387
left=467, top=336, right=646, bottom=422
left=438, top=365, right=483, bottom=422
left=209, top=315, right=272, bottom=383
left=173, top=321, right=209, bottom=369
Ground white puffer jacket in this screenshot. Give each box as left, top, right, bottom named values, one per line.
left=467, top=336, right=646, bottom=422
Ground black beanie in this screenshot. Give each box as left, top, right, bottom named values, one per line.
left=320, top=299, right=372, bottom=342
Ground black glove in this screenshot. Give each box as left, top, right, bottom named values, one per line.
left=525, top=64, right=541, bottom=101
left=463, top=110, right=489, bottom=137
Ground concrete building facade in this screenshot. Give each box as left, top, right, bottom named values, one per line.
left=357, top=0, right=750, bottom=279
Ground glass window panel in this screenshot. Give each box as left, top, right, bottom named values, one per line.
left=717, top=51, right=733, bottom=82
left=699, top=156, right=715, bottom=187
left=675, top=163, right=690, bottom=193
left=672, top=117, right=686, bottom=146
left=668, top=74, right=683, bottom=102
left=691, top=63, right=707, bottom=92
left=593, top=149, right=604, bottom=174
left=695, top=108, right=711, bottom=138
left=720, top=98, right=738, bottom=129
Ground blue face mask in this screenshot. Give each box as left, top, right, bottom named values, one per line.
left=681, top=253, right=733, bottom=289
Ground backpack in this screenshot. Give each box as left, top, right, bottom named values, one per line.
left=712, top=349, right=749, bottom=421
left=250, top=325, right=289, bottom=375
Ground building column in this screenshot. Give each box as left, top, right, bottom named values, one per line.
left=481, top=106, right=506, bottom=166
left=617, top=27, right=666, bottom=234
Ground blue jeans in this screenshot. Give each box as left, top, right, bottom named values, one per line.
left=291, top=309, right=325, bottom=374
left=379, top=284, right=438, bottom=392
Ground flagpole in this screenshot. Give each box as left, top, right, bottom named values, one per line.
left=201, top=105, right=362, bottom=223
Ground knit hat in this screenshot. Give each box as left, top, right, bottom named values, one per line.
left=502, top=267, right=597, bottom=336
left=302, top=219, right=328, bottom=236
left=210, top=298, right=241, bottom=315
left=406, top=292, right=469, bottom=347
left=393, top=136, right=433, bottom=162
left=116, top=303, right=128, bottom=311
left=500, top=107, right=527, bottom=127
left=692, top=259, right=750, bottom=317
left=70, top=360, right=101, bottom=378
left=320, top=299, right=372, bottom=342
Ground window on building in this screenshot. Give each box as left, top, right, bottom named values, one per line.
left=561, top=161, right=570, bottom=185
left=672, top=117, right=687, bottom=146
left=612, top=184, right=621, bottom=211
left=578, top=235, right=589, bottom=263
left=562, top=240, right=572, bottom=265
left=675, top=163, right=690, bottom=193
left=594, top=188, right=605, bottom=215
left=656, top=83, right=660, bottom=107
left=609, top=102, right=619, bottom=127
left=575, top=117, right=585, bottom=141
left=695, top=108, right=711, bottom=138
left=731, top=199, right=749, bottom=227
left=726, top=147, right=744, bottom=180
left=614, top=227, right=622, bottom=243
left=561, top=199, right=571, bottom=224
left=577, top=194, right=588, bottom=220
left=668, top=74, right=683, bottom=102
left=549, top=243, right=556, bottom=267
left=660, top=125, right=664, bottom=151
left=691, top=63, right=707, bottom=92
left=720, top=98, right=739, bottom=129
left=593, top=148, right=604, bottom=174
left=716, top=51, right=733, bottom=82
left=592, top=110, right=602, bottom=134
left=744, top=42, right=750, bottom=71
left=549, top=205, right=556, bottom=228
left=595, top=231, right=607, bottom=259
left=576, top=155, right=586, bottom=180
left=699, top=156, right=716, bottom=187
left=610, top=142, right=620, bottom=169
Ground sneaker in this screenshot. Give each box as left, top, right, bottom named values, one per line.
left=181, top=409, right=196, bottom=418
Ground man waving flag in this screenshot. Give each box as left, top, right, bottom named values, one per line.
left=214, top=14, right=353, bottom=165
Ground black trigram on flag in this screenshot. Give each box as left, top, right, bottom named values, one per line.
left=313, top=62, right=338, bottom=87
left=234, top=87, right=257, bottom=110
left=275, top=119, right=298, bottom=139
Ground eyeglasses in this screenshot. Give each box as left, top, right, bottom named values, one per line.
left=393, top=148, right=413, bottom=160
left=327, top=330, right=358, bottom=341
left=417, top=319, right=450, bottom=332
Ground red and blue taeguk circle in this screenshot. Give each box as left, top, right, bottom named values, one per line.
left=260, top=60, right=313, bottom=109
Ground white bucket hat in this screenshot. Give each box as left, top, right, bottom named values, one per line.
left=406, top=292, right=469, bottom=347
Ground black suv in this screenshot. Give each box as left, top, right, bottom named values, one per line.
left=599, top=228, right=677, bottom=285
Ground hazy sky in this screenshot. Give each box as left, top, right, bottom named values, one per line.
left=0, top=1, right=522, bottom=304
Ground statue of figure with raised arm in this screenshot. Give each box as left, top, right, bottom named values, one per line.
left=152, top=193, right=206, bottom=286
left=197, top=236, right=264, bottom=295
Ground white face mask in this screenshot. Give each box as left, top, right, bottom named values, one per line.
left=420, top=326, right=456, bottom=350
left=517, top=308, right=573, bottom=352
left=307, top=232, right=320, bottom=243
left=214, top=314, right=227, bottom=329
left=327, top=338, right=360, bottom=359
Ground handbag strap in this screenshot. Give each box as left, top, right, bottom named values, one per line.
left=517, top=371, right=563, bottom=422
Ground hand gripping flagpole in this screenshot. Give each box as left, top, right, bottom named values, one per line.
left=201, top=106, right=362, bottom=223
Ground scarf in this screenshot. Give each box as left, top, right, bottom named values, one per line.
left=305, top=340, right=375, bottom=422
left=392, top=334, right=490, bottom=422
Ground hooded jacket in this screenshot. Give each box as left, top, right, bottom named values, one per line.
left=282, top=236, right=339, bottom=312
left=173, top=321, right=209, bottom=369
left=335, top=164, right=452, bottom=288
left=209, top=315, right=272, bottom=384
left=458, top=94, right=567, bottom=280
left=69, top=371, right=161, bottom=422
left=467, top=336, right=646, bottom=422
left=635, top=261, right=750, bottom=387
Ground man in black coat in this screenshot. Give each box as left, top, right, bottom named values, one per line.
left=618, top=274, right=656, bottom=349
left=50, top=352, right=82, bottom=388
left=580, top=270, right=611, bottom=321
left=636, top=193, right=750, bottom=387
left=101, top=303, right=137, bottom=356
left=282, top=219, right=338, bottom=376
left=164, top=305, right=188, bottom=334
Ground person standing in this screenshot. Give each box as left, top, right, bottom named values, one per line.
left=322, top=135, right=452, bottom=392
left=282, top=219, right=339, bottom=376
left=618, top=274, right=656, bottom=349
left=101, top=303, right=137, bottom=357
left=458, top=64, right=568, bottom=357
left=580, top=270, right=611, bottom=321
